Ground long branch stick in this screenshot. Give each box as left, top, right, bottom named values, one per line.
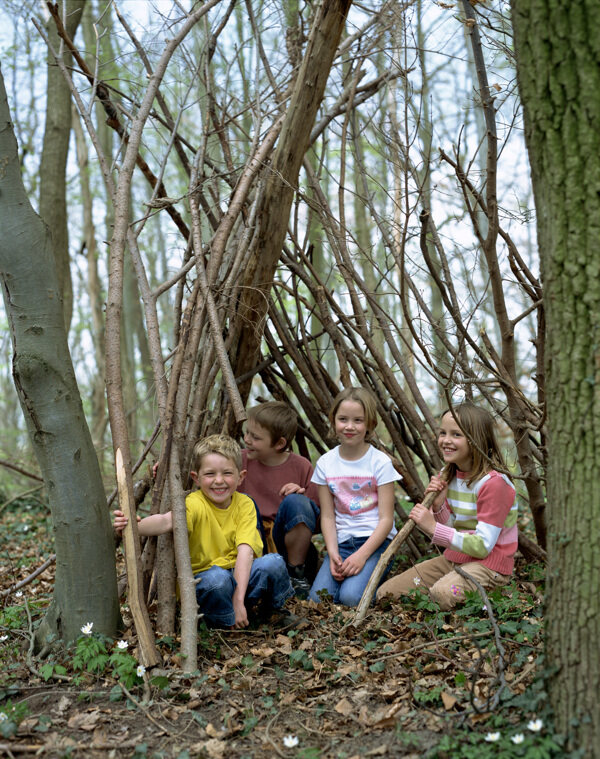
left=116, top=448, right=160, bottom=667
left=352, top=479, right=448, bottom=627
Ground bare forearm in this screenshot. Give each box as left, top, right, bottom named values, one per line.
left=353, top=517, right=393, bottom=561
left=233, top=543, right=254, bottom=599
left=138, top=511, right=173, bottom=536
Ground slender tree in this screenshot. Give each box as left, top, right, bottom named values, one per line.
left=38, top=0, right=85, bottom=330
left=0, top=64, right=119, bottom=645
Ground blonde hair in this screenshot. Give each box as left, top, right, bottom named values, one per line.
left=329, top=387, right=378, bottom=436
left=192, top=434, right=242, bottom=472
left=441, top=403, right=508, bottom=485
left=247, top=401, right=298, bottom=448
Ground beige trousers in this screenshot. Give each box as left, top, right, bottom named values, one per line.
left=376, top=555, right=511, bottom=611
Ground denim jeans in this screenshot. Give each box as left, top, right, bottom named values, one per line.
left=308, top=536, right=391, bottom=607
left=194, top=553, right=293, bottom=627
left=272, top=493, right=320, bottom=560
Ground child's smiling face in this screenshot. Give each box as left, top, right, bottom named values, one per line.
left=334, top=399, right=368, bottom=449
left=191, top=453, right=245, bottom=508
left=438, top=412, right=473, bottom=471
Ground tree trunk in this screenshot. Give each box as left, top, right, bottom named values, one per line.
left=0, top=65, right=119, bottom=645
left=229, top=0, right=353, bottom=401
left=38, top=0, right=85, bottom=332
left=511, top=2, right=600, bottom=754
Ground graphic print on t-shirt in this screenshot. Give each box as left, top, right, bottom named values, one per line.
left=328, top=477, right=377, bottom=515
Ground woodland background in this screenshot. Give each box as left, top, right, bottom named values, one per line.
left=0, top=0, right=597, bottom=757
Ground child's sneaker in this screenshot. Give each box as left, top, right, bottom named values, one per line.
left=287, top=563, right=311, bottom=599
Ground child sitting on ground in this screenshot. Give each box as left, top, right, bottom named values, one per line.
left=308, top=387, right=400, bottom=607
left=114, top=434, right=294, bottom=628
left=376, top=403, right=517, bottom=609
left=242, top=401, right=320, bottom=598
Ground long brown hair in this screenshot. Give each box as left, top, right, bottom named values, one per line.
left=441, top=403, right=508, bottom=486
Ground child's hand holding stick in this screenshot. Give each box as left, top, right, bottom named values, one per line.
left=351, top=471, right=449, bottom=627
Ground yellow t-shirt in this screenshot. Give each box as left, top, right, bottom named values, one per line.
left=186, top=490, right=263, bottom=574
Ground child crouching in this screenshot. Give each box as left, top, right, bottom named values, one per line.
left=114, top=434, right=294, bottom=628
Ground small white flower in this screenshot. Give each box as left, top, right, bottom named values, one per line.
left=413, top=577, right=421, bottom=586
left=512, top=733, right=525, bottom=744
left=527, top=719, right=543, bottom=732
left=15, top=591, right=23, bottom=598
left=136, top=664, right=146, bottom=678
left=0, top=635, right=8, bottom=642
left=484, top=732, right=500, bottom=742
left=80, top=622, right=94, bottom=635
left=482, top=605, right=487, bottom=611
left=116, top=640, right=128, bottom=650
left=0, top=713, right=7, bottom=722
left=283, top=735, right=299, bottom=748
left=23, top=526, right=29, bottom=531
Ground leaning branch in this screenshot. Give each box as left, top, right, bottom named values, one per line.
left=352, top=477, right=449, bottom=626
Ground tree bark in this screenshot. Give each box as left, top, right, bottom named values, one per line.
left=0, top=65, right=119, bottom=645
left=38, top=0, right=85, bottom=331
left=229, top=0, right=353, bottom=402
left=511, top=2, right=600, bottom=754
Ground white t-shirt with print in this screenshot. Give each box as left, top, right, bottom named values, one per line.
left=311, top=445, right=400, bottom=544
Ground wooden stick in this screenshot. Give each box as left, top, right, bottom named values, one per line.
left=0, top=554, right=55, bottom=597
left=116, top=448, right=161, bottom=667
left=352, top=480, right=448, bottom=627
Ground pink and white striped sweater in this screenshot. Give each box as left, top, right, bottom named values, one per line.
left=431, top=470, right=518, bottom=575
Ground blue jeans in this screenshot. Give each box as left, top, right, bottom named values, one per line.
left=272, top=493, right=320, bottom=560
left=194, top=553, right=293, bottom=627
left=308, top=536, right=391, bottom=607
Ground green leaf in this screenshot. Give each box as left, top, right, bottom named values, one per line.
left=109, top=685, right=123, bottom=702
left=39, top=662, right=55, bottom=681
left=1, top=720, right=17, bottom=739
left=150, top=675, right=170, bottom=690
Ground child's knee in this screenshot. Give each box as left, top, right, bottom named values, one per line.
left=196, top=567, right=232, bottom=595
left=279, top=494, right=315, bottom=527
left=338, top=583, right=365, bottom=607
left=430, top=578, right=463, bottom=610
left=259, top=552, right=288, bottom=579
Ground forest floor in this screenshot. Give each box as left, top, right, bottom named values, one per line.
left=0, top=493, right=561, bottom=759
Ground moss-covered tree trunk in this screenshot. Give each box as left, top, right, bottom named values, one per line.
left=511, top=2, right=600, bottom=753
left=0, top=66, right=119, bottom=646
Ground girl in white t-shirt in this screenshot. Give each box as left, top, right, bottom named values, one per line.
left=308, top=387, right=400, bottom=606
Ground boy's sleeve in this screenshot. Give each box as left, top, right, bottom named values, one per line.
left=235, top=495, right=264, bottom=557
left=300, top=457, right=320, bottom=505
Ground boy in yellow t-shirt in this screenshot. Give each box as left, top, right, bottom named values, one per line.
left=114, top=435, right=293, bottom=628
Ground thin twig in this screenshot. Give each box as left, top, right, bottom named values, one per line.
left=455, top=565, right=507, bottom=711
left=0, top=485, right=45, bottom=515
left=264, top=711, right=286, bottom=758
left=371, top=630, right=495, bottom=664
left=0, top=555, right=56, bottom=598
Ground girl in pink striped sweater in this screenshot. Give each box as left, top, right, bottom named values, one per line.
left=377, top=403, right=518, bottom=610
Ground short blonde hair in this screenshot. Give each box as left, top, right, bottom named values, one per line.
left=192, top=434, right=242, bottom=472
left=329, top=387, right=378, bottom=435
